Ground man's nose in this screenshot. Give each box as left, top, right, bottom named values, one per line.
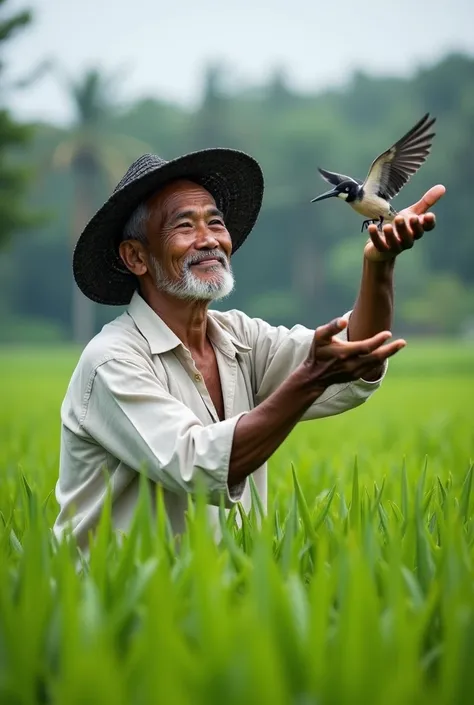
left=195, top=223, right=219, bottom=248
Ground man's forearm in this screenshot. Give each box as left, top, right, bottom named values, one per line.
left=347, top=257, right=395, bottom=380
left=228, top=366, right=324, bottom=487
left=227, top=313, right=402, bottom=489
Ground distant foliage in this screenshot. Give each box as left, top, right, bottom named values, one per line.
left=0, top=0, right=40, bottom=248
left=1, top=52, right=474, bottom=338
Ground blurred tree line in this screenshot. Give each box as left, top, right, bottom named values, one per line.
left=0, top=2, right=42, bottom=254
left=0, top=10, right=473, bottom=342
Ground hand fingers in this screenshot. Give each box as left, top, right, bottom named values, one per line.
left=420, top=212, right=436, bottom=233
left=343, top=330, right=395, bottom=356
left=360, top=338, right=406, bottom=362
left=392, top=215, right=421, bottom=247
left=368, top=224, right=390, bottom=253
left=378, top=211, right=432, bottom=252
left=383, top=220, right=405, bottom=252
left=316, top=330, right=395, bottom=360
left=309, top=337, right=406, bottom=386
left=314, top=317, right=347, bottom=343
left=410, top=184, right=446, bottom=215
left=409, top=215, right=425, bottom=240
left=350, top=340, right=406, bottom=377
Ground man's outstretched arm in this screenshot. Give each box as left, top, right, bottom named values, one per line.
left=348, top=184, right=446, bottom=379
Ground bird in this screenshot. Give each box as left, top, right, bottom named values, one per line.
left=310, top=113, right=437, bottom=232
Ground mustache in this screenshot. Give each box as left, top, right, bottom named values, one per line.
left=183, top=250, right=229, bottom=269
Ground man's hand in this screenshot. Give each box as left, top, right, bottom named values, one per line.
left=364, top=184, right=446, bottom=263
left=302, top=317, right=406, bottom=389
left=229, top=317, right=405, bottom=487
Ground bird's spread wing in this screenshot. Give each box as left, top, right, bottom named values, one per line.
left=318, top=167, right=362, bottom=187
left=362, top=113, right=436, bottom=200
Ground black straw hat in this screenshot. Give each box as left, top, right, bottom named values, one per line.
left=73, top=148, right=264, bottom=306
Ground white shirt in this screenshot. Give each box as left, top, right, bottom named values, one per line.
left=53, top=291, right=386, bottom=548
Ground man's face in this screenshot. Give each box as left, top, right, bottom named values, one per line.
left=143, top=180, right=234, bottom=302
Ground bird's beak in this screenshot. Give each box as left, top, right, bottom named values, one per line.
left=310, top=188, right=339, bottom=203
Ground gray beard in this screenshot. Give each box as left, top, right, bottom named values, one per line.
left=149, top=250, right=235, bottom=302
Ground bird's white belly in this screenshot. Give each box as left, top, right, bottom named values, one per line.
left=350, top=194, right=394, bottom=220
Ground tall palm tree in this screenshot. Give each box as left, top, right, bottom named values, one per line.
left=51, top=67, right=151, bottom=344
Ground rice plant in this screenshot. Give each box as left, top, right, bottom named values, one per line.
left=0, top=344, right=473, bottom=705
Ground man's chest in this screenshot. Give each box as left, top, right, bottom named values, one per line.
left=155, top=347, right=254, bottom=424
left=192, top=349, right=225, bottom=421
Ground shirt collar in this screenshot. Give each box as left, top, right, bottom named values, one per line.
left=127, top=291, right=181, bottom=355
left=127, top=291, right=252, bottom=358
left=207, top=313, right=252, bottom=358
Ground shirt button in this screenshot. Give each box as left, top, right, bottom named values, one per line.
left=194, top=373, right=202, bottom=382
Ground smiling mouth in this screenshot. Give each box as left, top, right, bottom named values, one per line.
left=191, top=258, right=222, bottom=266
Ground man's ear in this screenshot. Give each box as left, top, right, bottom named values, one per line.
left=118, top=240, right=148, bottom=276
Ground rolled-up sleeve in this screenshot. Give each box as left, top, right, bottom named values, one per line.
left=81, top=357, right=247, bottom=507
left=247, top=309, right=387, bottom=420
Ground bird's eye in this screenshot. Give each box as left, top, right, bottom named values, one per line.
left=345, top=186, right=350, bottom=192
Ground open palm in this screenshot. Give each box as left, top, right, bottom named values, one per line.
left=363, top=184, right=446, bottom=262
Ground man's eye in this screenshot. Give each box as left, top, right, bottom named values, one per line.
left=177, top=222, right=192, bottom=229
left=209, top=219, right=224, bottom=226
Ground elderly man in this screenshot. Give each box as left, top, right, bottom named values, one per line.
left=53, top=148, right=444, bottom=548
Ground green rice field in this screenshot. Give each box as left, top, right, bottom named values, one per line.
left=0, top=339, right=473, bottom=704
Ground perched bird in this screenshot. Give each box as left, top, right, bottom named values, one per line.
left=310, top=113, right=437, bottom=231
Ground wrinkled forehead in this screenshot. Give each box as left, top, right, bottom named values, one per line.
left=148, top=179, right=217, bottom=219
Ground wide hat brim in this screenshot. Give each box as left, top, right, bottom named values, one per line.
left=73, top=148, right=264, bottom=306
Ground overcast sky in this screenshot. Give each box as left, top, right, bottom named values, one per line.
left=4, top=0, right=474, bottom=125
